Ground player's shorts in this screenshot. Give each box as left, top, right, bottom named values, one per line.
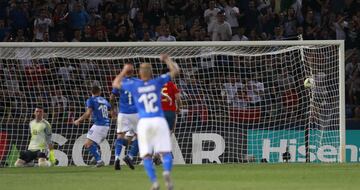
left=137, top=117, right=172, bottom=158
left=19, top=149, right=46, bottom=163
left=164, top=111, right=176, bottom=131
left=87, top=125, right=109, bottom=144
left=117, top=113, right=139, bottom=134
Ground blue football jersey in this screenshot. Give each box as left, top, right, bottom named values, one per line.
left=86, top=96, right=111, bottom=126
left=122, top=73, right=171, bottom=118
left=112, top=77, right=137, bottom=114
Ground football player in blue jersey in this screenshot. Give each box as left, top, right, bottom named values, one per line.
left=74, top=85, right=111, bottom=167
left=113, top=54, right=180, bottom=190
left=111, top=64, right=139, bottom=170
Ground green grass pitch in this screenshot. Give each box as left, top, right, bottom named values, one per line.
left=1, top=164, right=359, bottom=190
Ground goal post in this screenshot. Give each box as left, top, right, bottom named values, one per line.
left=0, top=41, right=345, bottom=166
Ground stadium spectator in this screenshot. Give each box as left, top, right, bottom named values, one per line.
left=243, top=0, right=259, bottom=34
left=233, top=90, right=251, bottom=108
left=354, top=106, right=360, bottom=119
left=103, top=12, right=116, bottom=38
left=68, top=2, right=90, bottom=30
left=332, top=14, right=347, bottom=40
left=231, top=27, right=249, bottom=41
left=55, top=31, right=67, bottom=42
left=43, top=32, right=51, bottom=42
left=92, top=18, right=107, bottom=38
left=0, top=19, right=10, bottom=42
left=348, top=70, right=360, bottom=105
left=272, top=26, right=284, bottom=40
left=171, top=16, right=184, bottom=38
left=8, top=1, right=30, bottom=31
left=4, top=65, right=20, bottom=96
left=223, top=77, right=243, bottom=105
left=210, top=11, right=232, bottom=41
left=52, top=2, right=69, bottom=31
left=33, top=9, right=53, bottom=42
left=224, top=0, right=240, bottom=30
left=88, top=8, right=102, bottom=27
left=177, top=29, right=190, bottom=41
left=14, top=29, right=28, bottom=42
left=72, top=29, right=82, bottom=42
left=58, top=63, right=75, bottom=83
left=142, top=31, right=154, bottom=41
left=94, top=30, right=108, bottom=42
left=114, top=24, right=131, bottom=41
left=157, top=27, right=176, bottom=41
left=247, top=77, right=264, bottom=107
left=82, top=25, right=95, bottom=42
left=204, top=0, right=220, bottom=34
left=145, top=1, right=166, bottom=27
left=136, top=22, right=154, bottom=41
left=51, top=90, right=68, bottom=113
left=283, top=7, right=298, bottom=37
left=86, top=0, right=103, bottom=13
left=345, top=53, right=359, bottom=78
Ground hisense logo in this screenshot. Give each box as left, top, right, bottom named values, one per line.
left=262, top=139, right=359, bottom=162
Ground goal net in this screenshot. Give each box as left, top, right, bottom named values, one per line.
left=0, top=41, right=345, bottom=166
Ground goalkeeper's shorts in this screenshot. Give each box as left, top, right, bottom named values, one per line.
left=19, top=150, right=46, bottom=163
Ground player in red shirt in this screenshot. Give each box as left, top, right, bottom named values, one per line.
left=161, top=81, right=182, bottom=132
left=153, top=70, right=182, bottom=165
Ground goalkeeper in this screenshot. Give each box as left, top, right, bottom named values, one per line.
left=15, top=106, right=56, bottom=167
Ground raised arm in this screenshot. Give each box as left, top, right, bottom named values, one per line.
left=112, top=64, right=134, bottom=89
left=175, top=92, right=182, bottom=113
left=160, top=54, right=180, bottom=78
left=74, top=108, right=92, bottom=126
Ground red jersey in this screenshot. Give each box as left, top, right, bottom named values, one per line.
left=161, top=81, right=180, bottom=111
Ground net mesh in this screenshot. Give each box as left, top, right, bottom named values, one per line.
left=0, top=43, right=341, bottom=166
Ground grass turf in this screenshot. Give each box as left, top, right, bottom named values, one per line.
left=0, top=164, right=359, bottom=190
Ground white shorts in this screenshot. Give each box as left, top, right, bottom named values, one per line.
left=137, top=117, right=172, bottom=158
left=117, top=113, right=139, bottom=134
left=87, top=125, right=109, bottom=144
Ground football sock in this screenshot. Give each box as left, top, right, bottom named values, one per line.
left=143, top=157, right=157, bottom=183
left=162, top=152, right=173, bottom=172
left=128, top=139, right=139, bottom=160
left=89, top=143, right=101, bottom=162
left=115, top=138, right=127, bottom=160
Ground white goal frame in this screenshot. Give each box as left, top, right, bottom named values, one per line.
left=0, top=40, right=345, bottom=163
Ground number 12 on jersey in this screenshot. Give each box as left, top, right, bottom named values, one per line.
left=138, top=93, right=158, bottom=113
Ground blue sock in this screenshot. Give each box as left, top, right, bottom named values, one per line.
left=162, top=152, right=173, bottom=172
left=143, top=157, right=157, bottom=183
left=89, top=143, right=101, bottom=162
left=115, top=138, right=127, bottom=160
left=128, top=140, right=139, bottom=159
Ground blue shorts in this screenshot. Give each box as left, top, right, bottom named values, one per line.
left=164, top=111, right=176, bottom=131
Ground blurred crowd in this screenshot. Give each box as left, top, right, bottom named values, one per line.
left=0, top=0, right=359, bottom=119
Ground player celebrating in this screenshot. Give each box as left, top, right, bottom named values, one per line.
left=15, top=106, right=55, bottom=167
left=111, top=64, right=139, bottom=170
left=113, top=54, right=180, bottom=190
left=74, top=85, right=111, bottom=167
